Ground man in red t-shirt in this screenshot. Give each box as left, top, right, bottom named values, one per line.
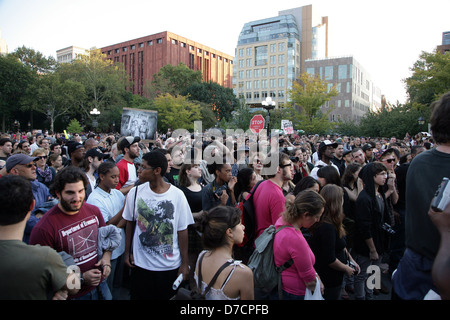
left=253, top=152, right=294, bottom=238
left=30, top=166, right=113, bottom=300
left=116, top=136, right=140, bottom=195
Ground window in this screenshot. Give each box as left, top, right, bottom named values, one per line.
left=270, top=44, right=277, bottom=53
left=246, top=81, right=252, bottom=90
left=255, top=45, right=268, bottom=66
left=278, top=54, right=285, bottom=64
left=306, top=67, right=315, bottom=75
left=278, top=42, right=285, bottom=52
left=122, top=47, right=127, bottom=52
left=156, top=38, right=163, bottom=44
left=147, top=40, right=153, bottom=46
left=278, top=66, right=285, bottom=75
left=171, top=39, right=178, bottom=45
left=139, top=43, right=144, bottom=48
left=246, top=58, right=252, bottom=67
left=181, top=42, right=186, bottom=48
left=270, top=67, right=276, bottom=76
left=338, top=65, right=347, bottom=79
left=254, top=69, right=260, bottom=78
left=254, top=92, right=260, bottom=99
left=325, top=66, right=333, bottom=80
left=270, top=55, right=276, bottom=65
left=261, top=68, right=267, bottom=76
left=278, top=90, right=285, bottom=98
left=261, top=79, right=268, bottom=89
left=130, top=45, right=135, bottom=50
left=278, top=78, right=285, bottom=87
left=270, top=79, right=276, bottom=88
left=246, top=70, right=252, bottom=78
left=246, top=47, right=252, bottom=56
left=254, top=80, right=260, bottom=89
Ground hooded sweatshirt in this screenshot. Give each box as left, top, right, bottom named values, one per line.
left=353, top=163, right=391, bottom=257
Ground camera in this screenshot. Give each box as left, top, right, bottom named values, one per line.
left=381, top=222, right=395, bottom=235
left=431, top=177, right=450, bottom=212
left=290, top=156, right=299, bottom=163
left=214, top=184, right=228, bottom=197
left=347, top=260, right=358, bottom=275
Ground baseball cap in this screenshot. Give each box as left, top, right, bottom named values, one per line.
left=362, top=143, right=374, bottom=151
left=84, top=148, right=110, bottom=160
left=119, top=136, right=140, bottom=151
left=5, top=154, right=39, bottom=172
left=67, top=141, right=84, bottom=155
left=319, top=140, right=338, bottom=150
left=343, top=149, right=352, bottom=156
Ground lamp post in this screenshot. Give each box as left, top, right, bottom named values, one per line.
left=262, top=97, right=276, bottom=137
left=90, top=108, right=101, bottom=130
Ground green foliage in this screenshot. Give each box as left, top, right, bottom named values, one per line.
left=287, top=73, right=338, bottom=134
left=66, top=119, right=83, bottom=134
left=184, top=81, right=238, bottom=122
left=153, top=93, right=202, bottom=132
left=147, top=63, right=202, bottom=97
left=404, top=50, right=450, bottom=107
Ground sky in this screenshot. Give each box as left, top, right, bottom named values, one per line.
left=1, top=0, right=449, bottom=105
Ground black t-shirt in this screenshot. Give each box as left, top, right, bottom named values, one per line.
left=308, top=222, right=347, bottom=287
left=178, top=185, right=203, bottom=213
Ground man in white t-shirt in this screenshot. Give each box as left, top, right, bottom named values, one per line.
left=310, top=140, right=340, bottom=180
left=122, top=150, right=194, bottom=299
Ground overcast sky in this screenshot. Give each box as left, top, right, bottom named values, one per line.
left=1, top=0, right=449, bottom=104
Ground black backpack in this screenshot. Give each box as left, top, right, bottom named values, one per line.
left=240, top=180, right=264, bottom=260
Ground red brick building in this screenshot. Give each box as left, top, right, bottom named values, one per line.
left=101, top=31, right=233, bottom=96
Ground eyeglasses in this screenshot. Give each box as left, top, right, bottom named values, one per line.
left=22, top=163, right=36, bottom=168
left=384, top=158, right=395, bottom=163
left=36, top=156, right=48, bottom=160
left=280, top=162, right=293, bottom=168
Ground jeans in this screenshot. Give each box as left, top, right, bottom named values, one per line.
left=353, top=253, right=381, bottom=300
left=72, top=280, right=112, bottom=300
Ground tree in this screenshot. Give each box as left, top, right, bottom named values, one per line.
left=11, top=46, right=57, bottom=74
left=59, top=49, right=128, bottom=126
left=23, top=72, right=85, bottom=132
left=288, top=72, right=338, bottom=134
left=153, top=93, right=202, bottom=132
left=147, top=63, right=202, bottom=98
left=404, top=50, right=450, bottom=107
left=67, top=119, right=83, bottom=134
left=184, top=81, right=238, bottom=122
left=0, top=54, right=33, bottom=131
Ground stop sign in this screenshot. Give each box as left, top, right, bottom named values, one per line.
left=250, top=114, right=265, bottom=133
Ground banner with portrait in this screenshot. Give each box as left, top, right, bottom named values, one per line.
left=121, top=108, right=157, bottom=141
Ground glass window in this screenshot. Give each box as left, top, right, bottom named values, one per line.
left=278, top=42, right=285, bottom=52
left=270, top=67, right=276, bottom=76
left=261, top=68, right=267, bottom=77
left=306, top=67, right=315, bottom=75
left=255, top=46, right=268, bottom=66
left=278, top=54, right=285, bottom=64
left=270, top=44, right=277, bottom=53
left=338, top=65, right=347, bottom=79
left=254, top=69, right=260, bottom=78
left=270, top=55, right=276, bottom=65
left=254, top=80, right=260, bottom=89
left=278, top=66, right=285, bottom=75
left=325, top=66, right=333, bottom=80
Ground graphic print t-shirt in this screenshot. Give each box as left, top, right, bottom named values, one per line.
left=122, top=183, right=194, bottom=271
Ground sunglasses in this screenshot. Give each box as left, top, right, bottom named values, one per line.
left=36, top=156, right=48, bottom=160
left=384, top=158, right=396, bottom=163
left=22, top=163, right=36, bottom=168
left=280, top=162, right=293, bottom=168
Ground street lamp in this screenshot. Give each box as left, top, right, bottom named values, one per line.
left=90, top=108, right=101, bottom=130
left=418, top=116, right=425, bottom=126
left=262, top=97, right=276, bottom=137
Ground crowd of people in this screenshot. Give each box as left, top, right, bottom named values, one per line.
left=1, top=92, right=450, bottom=301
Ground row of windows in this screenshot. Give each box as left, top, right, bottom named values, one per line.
left=237, top=66, right=286, bottom=79
left=238, top=78, right=286, bottom=90
left=238, top=54, right=286, bottom=68
left=238, top=42, right=287, bottom=57
left=105, top=38, right=231, bottom=63
left=238, top=90, right=286, bottom=100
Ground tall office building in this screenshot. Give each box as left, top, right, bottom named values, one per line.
left=437, top=31, right=450, bottom=54
left=233, top=5, right=328, bottom=108
left=101, top=31, right=233, bottom=96
left=305, top=56, right=383, bottom=123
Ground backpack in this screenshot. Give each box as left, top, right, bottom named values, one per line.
left=247, top=224, right=293, bottom=298
left=238, top=180, right=264, bottom=250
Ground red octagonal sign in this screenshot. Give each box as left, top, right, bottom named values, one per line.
left=250, top=114, right=265, bottom=134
